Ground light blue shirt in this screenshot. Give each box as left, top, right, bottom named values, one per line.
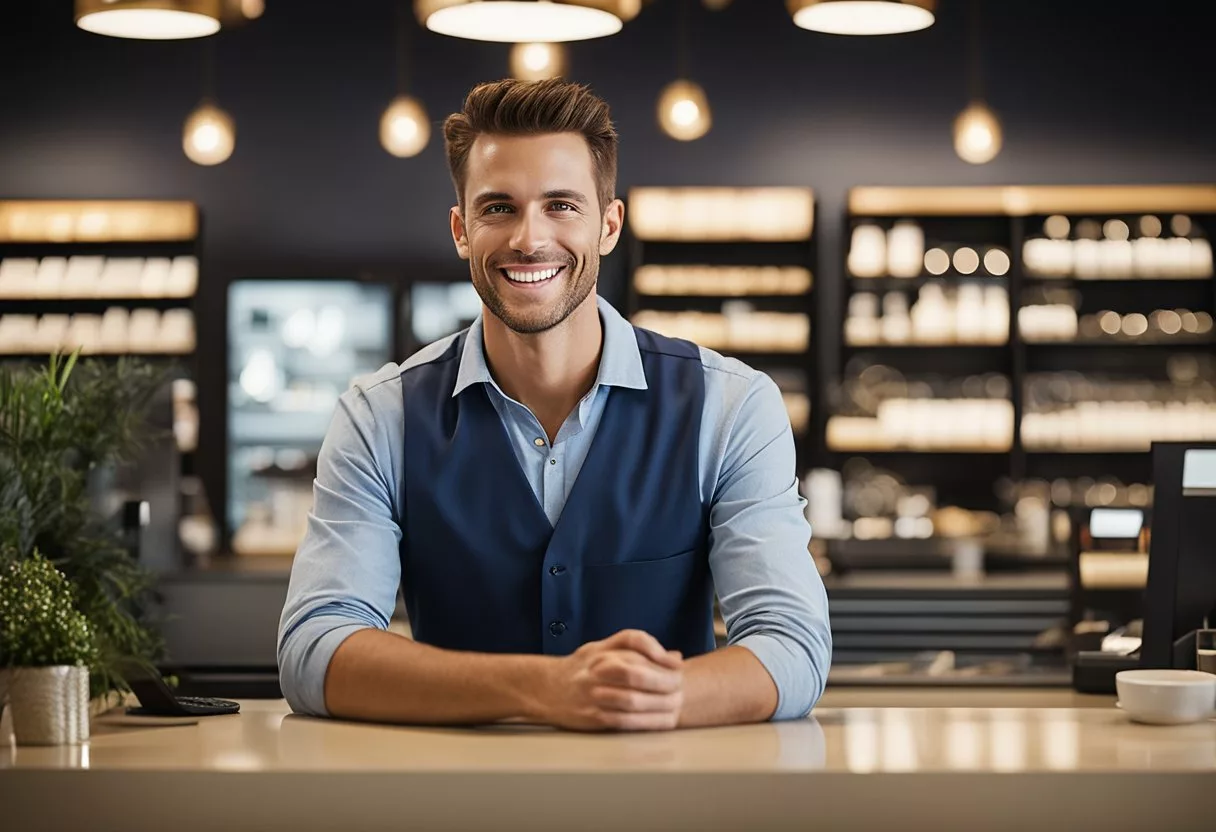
left=278, top=296, right=832, bottom=721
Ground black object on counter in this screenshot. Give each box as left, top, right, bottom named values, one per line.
left=122, top=661, right=240, bottom=717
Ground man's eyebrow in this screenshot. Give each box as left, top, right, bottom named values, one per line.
left=471, top=191, right=514, bottom=208
left=543, top=190, right=589, bottom=204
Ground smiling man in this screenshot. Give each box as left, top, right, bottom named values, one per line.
left=277, top=79, right=831, bottom=731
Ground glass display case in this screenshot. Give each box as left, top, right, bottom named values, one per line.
left=227, top=279, right=394, bottom=556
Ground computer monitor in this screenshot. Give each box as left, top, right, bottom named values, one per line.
left=1140, top=442, right=1216, bottom=669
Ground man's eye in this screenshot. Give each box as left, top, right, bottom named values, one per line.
left=549, top=202, right=575, bottom=212
left=484, top=204, right=512, bottom=214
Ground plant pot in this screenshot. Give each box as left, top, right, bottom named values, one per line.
left=7, top=665, right=91, bottom=746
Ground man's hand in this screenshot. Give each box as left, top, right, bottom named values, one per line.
left=537, top=629, right=684, bottom=732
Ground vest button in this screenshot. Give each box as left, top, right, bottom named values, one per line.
left=549, top=621, right=567, bottom=636
left=549, top=565, right=565, bottom=576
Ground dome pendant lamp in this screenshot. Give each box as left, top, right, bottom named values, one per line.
left=788, top=0, right=935, bottom=36
left=415, top=0, right=642, bottom=43
left=76, top=0, right=222, bottom=40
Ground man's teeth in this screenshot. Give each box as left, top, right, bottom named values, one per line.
left=504, top=267, right=560, bottom=283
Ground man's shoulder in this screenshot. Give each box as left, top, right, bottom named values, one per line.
left=695, top=344, right=765, bottom=391
left=348, top=331, right=466, bottom=400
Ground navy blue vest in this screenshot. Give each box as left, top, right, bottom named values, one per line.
left=399, top=326, right=714, bottom=657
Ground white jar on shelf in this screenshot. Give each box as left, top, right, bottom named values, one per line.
left=880, top=292, right=911, bottom=344
left=886, top=220, right=924, bottom=278
left=845, top=292, right=881, bottom=345
left=34, top=257, right=67, bottom=298
left=848, top=223, right=887, bottom=278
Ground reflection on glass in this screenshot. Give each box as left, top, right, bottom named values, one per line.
left=409, top=282, right=482, bottom=347
left=227, top=280, right=393, bottom=555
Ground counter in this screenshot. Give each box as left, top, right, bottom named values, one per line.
left=2, top=691, right=1213, bottom=831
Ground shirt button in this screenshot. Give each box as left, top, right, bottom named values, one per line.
left=549, top=458, right=557, bottom=465
left=549, top=621, right=567, bottom=636
left=549, top=565, right=565, bottom=576
left=533, top=438, right=545, bottom=447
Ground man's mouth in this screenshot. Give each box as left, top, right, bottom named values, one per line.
left=499, top=265, right=566, bottom=285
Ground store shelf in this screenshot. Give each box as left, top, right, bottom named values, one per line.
left=848, top=275, right=1008, bottom=291
left=1024, top=339, right=1215, bottom=348
left=0, top=297, right=194, bottom=314
left=628, top=186, right=819, bottom=471
left=849, top=184, right=1216, bottom=216
left=1024, top=275, right=1211, bottom=285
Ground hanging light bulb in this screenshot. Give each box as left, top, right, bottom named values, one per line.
left=953, top=101, right=1002, bottom=164
left=510, top=42, right=568, bottom=80
left=416, top=0, right=639, bottom=42
left=788, top=0, right=935, bottom=36
left=657, top=80, right=711, bottom=142
left=76, top=0, right=222, bottom=39
left=380, top=96, right=431, bottom=158
left=183, top=102, right=235, bottom=165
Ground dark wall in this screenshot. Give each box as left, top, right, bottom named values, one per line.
left=3, top=0, right=1214, bottom=540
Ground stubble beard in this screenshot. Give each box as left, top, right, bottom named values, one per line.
left=472, top=251, right=599, bottom=335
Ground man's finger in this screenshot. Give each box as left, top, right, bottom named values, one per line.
left=589, top=653, right=682, bottom=693
left=591, top=685, right=682, bottom=714
left=605, top=629, right=682, bottom=668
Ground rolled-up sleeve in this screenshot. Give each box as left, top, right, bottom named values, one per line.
left=276, top=373, right=404, bottom=717
left=708, top=372, right=832, bottom=720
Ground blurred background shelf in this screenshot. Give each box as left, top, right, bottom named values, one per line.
left=626, top=186, right=819, bottom=471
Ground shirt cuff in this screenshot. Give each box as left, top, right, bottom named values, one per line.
left=736, top=631, right=822, bottom=721
left=279, top=619, right=373, bottom=717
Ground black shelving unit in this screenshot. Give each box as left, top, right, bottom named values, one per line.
left=624, top=188, right=821, bottom=472
left=833, top=186, right=1216, bottom=508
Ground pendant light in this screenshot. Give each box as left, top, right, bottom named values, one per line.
left=381, top=0, right=431, bottom=158
left=952, top=0, right=1002, bottom=164
left=657, top=0, right=711, bottom=141
left=788, top=0, right=935, bottom=36
left=510, top=42, right=568, bottom=80
left=415, top=0, right=641, bottom=43
left=183, top=38, right=235, bottom=165
left=76, top=0, right=222, bottom=39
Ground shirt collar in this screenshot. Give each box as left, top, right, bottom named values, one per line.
left=451, top=295, right=648, bottom=398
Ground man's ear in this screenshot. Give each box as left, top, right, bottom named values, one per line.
left=599, top=197, right=625, bottom=256
left=450, top=205, right=470, bottom=260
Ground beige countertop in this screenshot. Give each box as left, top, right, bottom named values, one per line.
left=2, top=690, right=1213, bottom=831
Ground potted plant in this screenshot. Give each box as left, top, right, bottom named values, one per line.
left=0, top=352, right=172, bottom=710
left=0, top=550, right=99, bottom=744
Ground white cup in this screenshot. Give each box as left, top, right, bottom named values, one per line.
left=1115, top=669, right=1216, bottom=725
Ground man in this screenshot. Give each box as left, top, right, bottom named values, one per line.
left=278, top=78, right=831, bottom=731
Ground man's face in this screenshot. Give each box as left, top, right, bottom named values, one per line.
left=450, top=132, right=622, bottom=335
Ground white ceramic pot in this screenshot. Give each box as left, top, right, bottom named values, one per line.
left=1116, top=669, right=1216, bottom=725
left=7, top=665, right=91, bottom=745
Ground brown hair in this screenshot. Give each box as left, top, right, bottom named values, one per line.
left=444, top=78, right=618, bottom=214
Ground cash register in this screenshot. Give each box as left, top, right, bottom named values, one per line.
left=1072, top=442, right=1216, bottom=693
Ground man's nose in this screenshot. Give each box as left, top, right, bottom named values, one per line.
left=509, top=207, right=547, bottom=255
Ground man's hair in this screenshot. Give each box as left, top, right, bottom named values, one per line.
left=444, top=78, right=618, bottom=215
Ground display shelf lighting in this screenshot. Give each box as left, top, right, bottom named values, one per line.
left=416, top=0, right=640, bottom=43
left=76, top=0, right=222, bottom=40
left=788, top=0, right=935, bottom=36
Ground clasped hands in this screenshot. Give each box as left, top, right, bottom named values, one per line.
left=537, top=629, right=684, bottom=732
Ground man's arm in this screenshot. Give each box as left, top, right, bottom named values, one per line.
left=278, top=370, right=685, bottom=730
left=679, top=371, right=832, bottom=728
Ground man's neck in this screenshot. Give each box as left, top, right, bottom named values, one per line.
left=481, top=295, right=603, bottom=443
